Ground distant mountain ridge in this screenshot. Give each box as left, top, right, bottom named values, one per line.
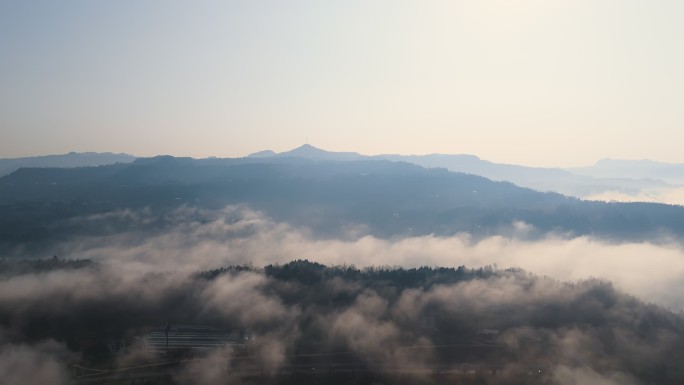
left=247, top=145, right=679, bottom=200
left=5, top=146, right=684, bottom=204
left=3, top=153, right=684, bottom=256
left=570, top=158, right=684, bottom=185
left=249, top=144, right=364, bottom=161
left=0, top=152, right=136, bottom=177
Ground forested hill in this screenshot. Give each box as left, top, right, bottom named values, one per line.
left=1, top=156, right=684, bottom=255
left=3, top=258, right=684, bottom=384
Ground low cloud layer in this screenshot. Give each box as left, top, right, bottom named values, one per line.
left=584, top=186, right=684, bottom=206
left=43, top=205, right=684, bottom=309
left=4, top=205, right=684, bottom=384
left=1, top=255, right=682, bottom=384
left=0, top=332, right=72, bottom=385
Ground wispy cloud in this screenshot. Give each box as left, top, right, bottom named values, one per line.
left=584, top=186, right=684, bottom=206
left=44, top=205, right=684, bottom=309
left=4, top=206, right=684, bottom=383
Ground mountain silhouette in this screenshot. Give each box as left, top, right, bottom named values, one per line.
left=0, top=152, right=136, bottom=177
left=244, top=145, right=676, bottom=199
left=2, top=154, right=684, bottom=255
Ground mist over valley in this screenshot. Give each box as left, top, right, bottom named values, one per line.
left=5, top=1, right=684, bottom=382
left=2, top=148, right=684, bottom=384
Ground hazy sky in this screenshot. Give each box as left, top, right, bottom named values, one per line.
left=2, top=1, right=683, bottom=166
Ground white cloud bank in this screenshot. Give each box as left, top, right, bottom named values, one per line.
left=584, top=186, right=684, bottom=206
left=52, top=206, right=684, bottom=310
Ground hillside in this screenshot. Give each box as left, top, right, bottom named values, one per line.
left=249, top=145, right=678, bottom=199
left=2, top=155, right=684, bottom=255
left=0, top=152, right=136, bottom=176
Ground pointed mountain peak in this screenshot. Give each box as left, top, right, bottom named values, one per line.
left=283, top=144, right=327, bottom=156
left=277, top=144, right=365, bottom=161
left=297, top=143, right=316, bottom=150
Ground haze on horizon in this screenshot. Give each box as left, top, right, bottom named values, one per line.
left=2, top=0, right=684, bottom=167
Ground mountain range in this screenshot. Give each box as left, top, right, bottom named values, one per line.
left=249, top=144, right=681, bottom=199
left=0, top=152, right=135, bottom=177
left=2, top=147, right=684, bottom=256
left=3, top=146, right=682, bottom=201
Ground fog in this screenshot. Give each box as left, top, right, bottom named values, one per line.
left=3, top=205, right=684, bottom=384
left=0, top=256, right=673, bottom=384
left=583, top=186, right=684, bottom=206
left=0, top=330, right=72, bottom=385
left=43, top=205, right=684, bottom=310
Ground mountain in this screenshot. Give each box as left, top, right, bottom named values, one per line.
left=245, top=145, right=677, bottom=199
left=570, top=158, right=684, bottom=185
left=2, top=155, right=684, bottom=255
left=0, top=152, right=136, bottom=177
left=249, top=144, right=365, bottom=161
left=247, top=149, right=277, bottom=158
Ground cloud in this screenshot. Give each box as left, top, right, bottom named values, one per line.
left=45, top=206, right=684, bottom=309
left=0, top=256, right=303, bottom=382
left=175, top=346, right=235, bottom=385
left=584, top=187, right=684, bottom=206
left=328, top=290, right=434, bottom=369
left=552, top=366, right=639, bottom=385
left=200, top=272, right=299, bottom=328
left=4, top=205, right=684, bottom=383
left=0, top=335, right=71, bottom=385
left=0, top=250, right=679, bottom=383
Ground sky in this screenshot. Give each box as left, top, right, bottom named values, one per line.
left=1, top=0, right=683, bottom=167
